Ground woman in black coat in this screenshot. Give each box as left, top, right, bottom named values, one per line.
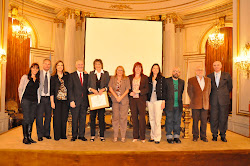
left=50, top=60, right=70, bottom=141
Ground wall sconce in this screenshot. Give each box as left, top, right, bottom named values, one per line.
left=234, top=42, right=250, bottom=75
left=0, top=48, right=7, bottom=64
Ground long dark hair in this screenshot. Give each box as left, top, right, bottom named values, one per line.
left=149, top=63, right=162, bottom=79
left=28, top=63, right=40, bottom=81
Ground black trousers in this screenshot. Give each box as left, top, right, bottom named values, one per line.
left=130, top=98, right=146, bottom=140
left=21, top=98, right=37, bottom=125
left=90, top=108, right=105, bottom=137
left=192, top=109, right=208, bottom=139
left=36, top=96, right=52, bottom=138
left=53, top=100, right=69, bottom=140
left=210, top=103, right=229, bottom=138
left=71, top=103, right=88, bottom=138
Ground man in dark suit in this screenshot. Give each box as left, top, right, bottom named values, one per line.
left=164, top=67, right=185, bottom=144
left=207, top=61, right=232, bottom=142
left=68, top=60, right=89, bottom=141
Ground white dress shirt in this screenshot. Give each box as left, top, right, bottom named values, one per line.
left=77, top=70, right=84, bottom=83
left=214, top=71, right=221, bottom=87
left=94, top=69, right=104, bottom=80
left=196, top=76, right=205, bottom=91
left=41, top=70, right=50, bottom=96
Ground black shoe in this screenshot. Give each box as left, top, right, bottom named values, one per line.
left=38, top=137, right=43, bottom=141
left=212, top=137, right=217, bottom=141
left=71, top=137, right=77, bottom=141
left=23, top=138, right=31, bottom=144
left=155, top=141, right=160, bottom=144
left=100, top=138, right=105, bottom=142
left=193, top=138, right=198, bottom=142
left=44, top=136, right=51, bottom=139
left=61, top=137, right=67, bottom=139
left=27, top=124, right=36, bottom=143
left=148, top=139, right=154, bottom=142
left=174, top=138, right=181, bottom=144
left=54, top=139, right=60, bottom=141
left=201, top=137, right=208, bottom=142
left=167, top=139, right=174, bottom=144
left=78, top=137, right=88, bottom=141
left=221, top=137, right=227, bottom=142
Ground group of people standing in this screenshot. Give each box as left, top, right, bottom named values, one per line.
left=18, top=59, right=232, bottom=145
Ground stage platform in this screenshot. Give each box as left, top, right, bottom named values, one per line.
left=0, top=123, right=249, bottom=166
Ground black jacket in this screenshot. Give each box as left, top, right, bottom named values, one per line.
left=50, top=72, right=70, bottom=102
left=207, top=72, right=232, bottom=106
left=164, top=77, right=185, bottom=112
left=147, top=76, right=166, bottom=101
left=68, top=71, right=89, bottom=107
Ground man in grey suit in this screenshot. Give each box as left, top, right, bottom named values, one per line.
left=36, top=59, right=52, bottom=141
left=207, top=61, right=233, bottom=142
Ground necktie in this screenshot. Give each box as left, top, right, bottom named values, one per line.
left=80, top=72, right=83, bottom=86
left=215, top=73, right=219, bottom=87
left=44, top=72, right=48, bottom=94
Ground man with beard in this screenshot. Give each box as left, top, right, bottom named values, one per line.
left=164, top=67, right=185, bottom=144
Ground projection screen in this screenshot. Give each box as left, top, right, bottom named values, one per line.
left=84, top=18, right=162, bottom=76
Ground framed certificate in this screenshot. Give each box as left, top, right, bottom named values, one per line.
left=88, top=91, right=110, bottom=110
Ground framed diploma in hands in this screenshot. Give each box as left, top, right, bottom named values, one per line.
left=88, top=91, right=110, bottom=110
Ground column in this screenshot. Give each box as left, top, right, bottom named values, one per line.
left=0, top=0, right=9, bottom=134
left=175, top=24, right=184, bottom=76
left=162, top=14, right=176, bottom=77
left=54, top=19, right=65, bottom=63
left=75, top=12, right=85, bottom=63
left=64, top=8, right=76, bottom=73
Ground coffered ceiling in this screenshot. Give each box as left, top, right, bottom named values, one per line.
left=9, top=0, right=233, bottom=23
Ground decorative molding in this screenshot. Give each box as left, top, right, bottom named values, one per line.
left=175, top=24, right=184, bottom=32
left=161, top=13, right=178, bottom=24
left=146, top=15, right=160, bottom=21
left=63, top=8, right=77, bottom=19
left=219, top=15, right=226, bottom=28
left=109, top=4, right=132, bottom=10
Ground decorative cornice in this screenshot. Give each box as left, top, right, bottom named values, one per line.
left=63, top=8, right=77, bottom=19
left=219, top=15, right=226, bottom=28
left=175, top=24, right=184, bottom=32
left=109, top=4, right=132, bottom=10
left=146, top=15, right=161, bottom=21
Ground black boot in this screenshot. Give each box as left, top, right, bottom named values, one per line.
left=22, top=124, right=31, bottom=144
left=28, top=123, right=37, bottom=143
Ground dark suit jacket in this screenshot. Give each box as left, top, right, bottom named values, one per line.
left=87, top=70, right=110, bottom=93
left=207, top=72, right=232, bottom=106
left=128, top=74, right=149, bottom=102
left=68, top=71, right=89, bottom=107
left=187, top=76, right=211, bottom=110
left=165, top=77, right=185, bottom=112
left=50, top=72, right=70, bottom=102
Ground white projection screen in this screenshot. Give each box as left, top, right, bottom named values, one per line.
left=84, top=18, right=162, bottom=76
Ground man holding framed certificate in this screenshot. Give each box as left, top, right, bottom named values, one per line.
left=88, top=59, right=110, bottom=142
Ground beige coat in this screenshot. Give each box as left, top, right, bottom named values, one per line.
left=108, top=76, right=131, bottom=104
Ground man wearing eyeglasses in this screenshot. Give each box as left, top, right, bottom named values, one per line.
left=164, top=67, right=185, bottom=144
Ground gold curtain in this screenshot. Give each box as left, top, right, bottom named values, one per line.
left=6, top=17, right=30, bottom=104
left=205, top=27, right=233, bottom=76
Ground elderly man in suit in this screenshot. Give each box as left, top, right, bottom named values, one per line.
left=188, top=66, right=211, bottom=142
left=68, top=60, right=89, bottom=141
left=36, top=59, right=52, bottom=141
left=207, top=61, right=232, bottom=142
left=164, top=67, right=185, bottom=144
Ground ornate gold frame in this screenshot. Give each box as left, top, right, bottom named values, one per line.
left=236, top=0, right=249, bottom=116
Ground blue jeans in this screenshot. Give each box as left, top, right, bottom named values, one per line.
left=165, top=107, right=182, bottom=139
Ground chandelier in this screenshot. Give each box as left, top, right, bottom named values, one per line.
left=12, top=21, right=31, bottom=42
left=11, top=0, right=32, bottom=42
left=208, top=26, right=224, bottom=49
left=234, top=43, right=250, bottom=74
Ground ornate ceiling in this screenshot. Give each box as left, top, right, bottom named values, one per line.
left=9, top=0, right=233, bottom=23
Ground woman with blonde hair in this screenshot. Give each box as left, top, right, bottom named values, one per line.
left=50, top=60, right=70, bottom=141
left=109, top=66, right=131, bottom=142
